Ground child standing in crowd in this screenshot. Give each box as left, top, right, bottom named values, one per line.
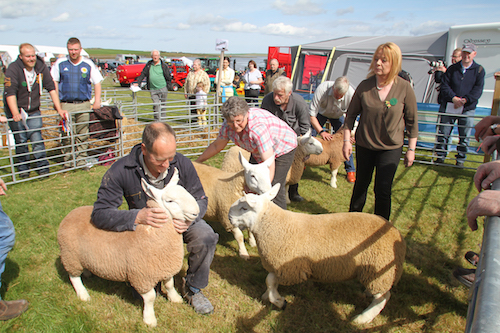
left=195, top=82, right=208, bottom=127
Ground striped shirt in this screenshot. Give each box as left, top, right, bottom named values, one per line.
left=218, top=108, right=297, bottom=162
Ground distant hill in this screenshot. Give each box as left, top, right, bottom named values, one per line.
left=86, top=48, right=265, bottom=60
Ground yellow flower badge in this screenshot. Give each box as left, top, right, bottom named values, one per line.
left=385, top=98, right=398, bottom=108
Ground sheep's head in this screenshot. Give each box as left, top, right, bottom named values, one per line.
left=239, top=151, right=273, bottom=194
left=298, top=129, right=323, bottom=157
left=141, top=168, right=199, bottom=222
left=228, top=183, right=280, bottom=230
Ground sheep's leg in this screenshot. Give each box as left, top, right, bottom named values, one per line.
left=352, top=291, right=390, bottom=324
left=162, top=277, right=183, bottom=303
left=232, top=227, right=250, bottom=260
left=248, top=230, right=257, bottom=247
left=262, top=273, right=287, bottom=310
left=69, top=275, right=90, bottom=301
left=330, top=168, right=339, bottom=188
left=141, top=288, right=157, bottom=327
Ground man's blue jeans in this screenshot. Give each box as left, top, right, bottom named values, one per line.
left=435, top=108, right=475, bottom=162
left=0, top=201, right=15, bottom=299
left=7, top=110, right=49, bottom=174
left=312, top=113, right=355, bottom=172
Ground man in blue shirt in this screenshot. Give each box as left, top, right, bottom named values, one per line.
left=51, top=37, right=103, bottom=170
left=434, top=43, right=485, bottom=167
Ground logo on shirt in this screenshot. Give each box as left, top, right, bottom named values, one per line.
left=63, top=67, right=69, bottom=71
left=81, top=68, right=88, bottom=74
left=4, top=77, right=11, bottom=87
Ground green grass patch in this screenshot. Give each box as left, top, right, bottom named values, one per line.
left=0, top=152, right=482, bottom=332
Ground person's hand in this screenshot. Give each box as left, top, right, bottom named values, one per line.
left=320, top=131, right=333, bottom=141
left=12, top=111, right=22, bottom=122
left=0, top=179, right=7, bottom=196
left=467, top=190, right=500, bottom=231
left=436, top=65, right=447, bottom=72
left=58, top=109, right=69, bottom=120
left=135, top=207, right=169, bottom=228
left=475, top=115, right=500, bottom=141
left=172, top=218, right=192, bottom=234
left=342, top=141, right=352, bottom=161
left=404, top=150, right=415, bottom=167
left=0, top=116, right=7, bottom=124
left=452, top=96, right=464, bottom=109
left=479, top=135, right=500, bottom=156
left=473, top=160, right=500, bottom=192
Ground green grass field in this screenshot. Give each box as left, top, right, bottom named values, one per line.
left=0, top=151, right=483, bottom=332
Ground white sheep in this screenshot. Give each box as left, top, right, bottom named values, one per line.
left=305, top=129, right=346, bottom=188
left=57, top=169, right=199, bottom=327
left=220, top=130, right=323, bottom=177
left=193, top=153, right=273, bottom=260
left=228, top=184, right=406, bottom=324
left=220, top=130, right=323, bottom=202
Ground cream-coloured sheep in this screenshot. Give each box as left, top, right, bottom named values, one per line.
left=220, top=131, right=323, bottom=202
left=305, top=129, right=346, bottom=188
left=193, top=153, right=273, bottom=259
left=57, top=169, right=199, bottom=327
left=220, top=130, right=323, bottom=179
left=228, top=184, right=406, bottom=324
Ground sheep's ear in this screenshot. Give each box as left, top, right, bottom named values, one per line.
left=239, top=151, right=251, bottom=169
left=303, top=128, right=311, bottom=138
left=265, top=183, right=280, bottom=201
left=141, top=178, right=162, bottom=202
left=165, top=168, right=179, bottom=188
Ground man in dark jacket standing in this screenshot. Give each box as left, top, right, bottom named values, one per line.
left=92, top=122, right=218, bottom=315
left=133, top=50, right=172, bottom=121
left=434, top=43, right=485, bottom=167
left=261, top=76, right=310, bottom=202
left=3, top=43, right=68, bottom=178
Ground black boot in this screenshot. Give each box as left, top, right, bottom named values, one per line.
left=289, top=183, right=304, bottom=202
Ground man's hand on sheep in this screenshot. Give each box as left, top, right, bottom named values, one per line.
left=135, top=207, right=170, bottom=228
left=171, top=218, right=192, bottom=234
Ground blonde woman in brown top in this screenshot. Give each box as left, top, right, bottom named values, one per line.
left=342, top=42, right=418, bottom=220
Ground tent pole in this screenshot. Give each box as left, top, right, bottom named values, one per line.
left=290, top=45, right=302, bottom=82
left=321, top=47, right=336, bottom=84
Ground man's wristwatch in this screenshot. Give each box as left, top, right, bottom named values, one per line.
left=491, top=124, right=499, bottom=134
left=319, top=130, right=326, bottom=134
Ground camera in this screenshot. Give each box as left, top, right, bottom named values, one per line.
left=429, top=60, right=445, bottom=68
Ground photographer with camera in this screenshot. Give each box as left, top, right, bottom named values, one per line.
left=433, top=48, right=462, bottom=83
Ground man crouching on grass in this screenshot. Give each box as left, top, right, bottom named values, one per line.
left=91, top=122, right=219, bottom=314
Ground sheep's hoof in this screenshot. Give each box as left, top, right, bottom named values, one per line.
left=239, top=253, right=250, bottom=260
left=352, top=313, right=371, bottom=325
left=144, top=317, right=157, bottom=327
left=281, top=300, right=287, bottom=310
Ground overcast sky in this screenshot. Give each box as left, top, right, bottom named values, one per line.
left=0, top=0, right=499, bottom=55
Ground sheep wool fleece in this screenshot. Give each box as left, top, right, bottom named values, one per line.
left=92, top=144, right=219, bottom=289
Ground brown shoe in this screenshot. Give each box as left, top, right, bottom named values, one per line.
left=453, top=267, right=475, bottom=288
left=347, top=172, right=356, bottom=183
left=0, top=299, right=29, bottom=320
left=465, top=251, right=479, bottom=267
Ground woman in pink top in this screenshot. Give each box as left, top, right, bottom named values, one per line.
left=196, top=96, right=297, bottom=209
